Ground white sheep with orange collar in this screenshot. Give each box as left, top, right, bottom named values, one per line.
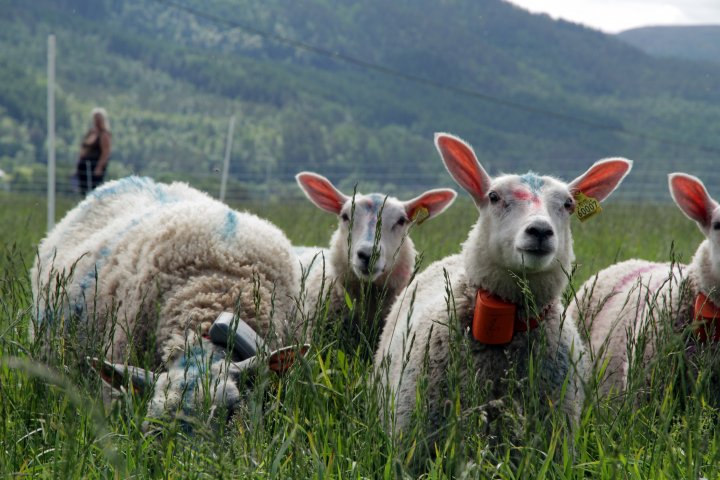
left=569, top=173, right=720, bottom=397
left=374, top=133, right=632, bottom=449
left=292, top=172, right=456, bottom=353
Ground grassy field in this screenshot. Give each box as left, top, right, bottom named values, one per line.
left=1, top=190, right=717, bottom=478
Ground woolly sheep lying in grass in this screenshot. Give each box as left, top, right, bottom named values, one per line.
left=569, top=173, right=720, bottom=397
left=292, top=172, right=456, bottom=354
left=374, top=133, right=632, bottom=454
left=31, top=176, right=305, bottom=428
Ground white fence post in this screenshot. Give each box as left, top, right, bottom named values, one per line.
left=47, top=34, right=56, bottom=232
left=219, top=115, right=235, bottom=202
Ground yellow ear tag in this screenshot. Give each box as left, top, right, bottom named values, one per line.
left=413, top=206, right=430, bottom=225
left=574, top=192, right=602, bottom=222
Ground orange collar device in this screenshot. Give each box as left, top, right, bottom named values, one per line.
left=472, top=289, right=546, bottom=345
left=693, top=292, right=720, bottom=342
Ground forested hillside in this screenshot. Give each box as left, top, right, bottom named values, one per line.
left=618, top=25, right=720, bottom=64
left=2, top=0, right=720, bottom=200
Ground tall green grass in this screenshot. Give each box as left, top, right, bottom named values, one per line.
left=0, top=191, right=717, bottom=478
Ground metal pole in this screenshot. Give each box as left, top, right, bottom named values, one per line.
left=219, top=115, right=235, bottom=202
left=47, top=34, right=56, bottom=231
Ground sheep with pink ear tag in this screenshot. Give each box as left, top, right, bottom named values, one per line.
left=292, top=172, right=456, bottom=354
left=570, top=173, right=720, bottom=398
left=374, top=133, right=632, bottom=454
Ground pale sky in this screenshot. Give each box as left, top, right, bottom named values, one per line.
left=505, top=0, right=720, bottom=33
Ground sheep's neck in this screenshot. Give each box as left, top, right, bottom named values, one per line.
left=336, top=275, right=381, bottom=323
left=471, top=289, right=550, bottom=345
left=693, top=292, right=720, bottom=342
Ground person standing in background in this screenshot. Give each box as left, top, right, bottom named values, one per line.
left=75, top=107, right=112, bottom=195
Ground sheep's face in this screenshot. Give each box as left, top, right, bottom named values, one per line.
left=91, top=340, right=309, bottom=433
left=143, top=345, right=245, bottom=430
left=296, top=172, right=456, bottom=284
left=338, top=194, right=459, bottom=282
left=669, top=174, right=720, bottom=277
left=480, top=174, right=575, bottom=273
left=339, top=194, right=410, bottom=281
left=434, top=132, right=632, bottom=279
left=92, top=345, right=251, bottom=432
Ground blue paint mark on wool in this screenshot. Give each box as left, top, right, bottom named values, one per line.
left=79, top=246, right=111, bottom=293
left=367, top=194, right=385, bottom=210
left=152, top=183, right=170, bottom=204
left=364, top=194, right=385, bottom=241
left=90, top=176, right=155, bottom=201
left=222, top=210, right=238, bottom=239
left=67, top=182, right=186, bottom=319
left=89, top=176, right=178, bottom=206
left=71, top=215, right=144, bottom=313
left=61, top=177, right=185, bottom=320
left=178, top=345, right=219, bottom=371
left=77, top=271, right=96, bottom=306
left=520, top=172, right=544, bottom=194
left=44, top=177, right=160, bottom=262
left=179, top=346, right=224, bottom=415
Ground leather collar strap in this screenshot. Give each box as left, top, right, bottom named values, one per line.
left=694, top=292, right=720, bottom=342
left=472, top=289, right=548, bottom=345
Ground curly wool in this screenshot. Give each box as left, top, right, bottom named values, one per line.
left=31, top=176, right=300, bottom=366
left=569, top=245, right=712, bottom=396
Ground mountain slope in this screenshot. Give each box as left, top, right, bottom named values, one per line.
left=2, top=0, right=720, bottom=200
left=618, top=25, right=720, bottom=64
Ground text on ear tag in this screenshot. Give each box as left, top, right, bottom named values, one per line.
left=574, top=192, right=602, bottom=222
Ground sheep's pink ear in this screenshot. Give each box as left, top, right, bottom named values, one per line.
left=568, top=158, right=632, bottom=202
left=434, top=133, right=491, bottom=206
left=296, top=172, right=349, bottom=215
left=268, top=344, right=310, bottom=375
left=403, top=189, right=457, bottom=224
left=669, top=173, right=718, bottom=231
left=87, top=357, right=154, bottom=395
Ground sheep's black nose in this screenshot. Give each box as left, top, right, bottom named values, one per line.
left=525, top=221, right=554, bottom=242
left=357, top=249, right=371, bottom=266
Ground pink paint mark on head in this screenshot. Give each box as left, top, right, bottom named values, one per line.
left=512, top=188, right=541, bottom=207
left=513, top=189, right=532, bottom=201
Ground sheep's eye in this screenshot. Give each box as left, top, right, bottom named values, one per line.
left=564, top=197, right=575, bottom=212
left=396, top=217, right=407, bottom=227
left=488, top=191, right=500, bottom=204
left=341, top=213, right=350, bottom=222
left=713, top=222, right=720, bottom=231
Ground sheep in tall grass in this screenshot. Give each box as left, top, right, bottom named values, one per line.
left=570, top=173, right=720, bottom=397
left=31, top=176, right=305, bottom=427
left=292, top=172, right=456, bottom=354
left=375, top=133, right=632, bottom=452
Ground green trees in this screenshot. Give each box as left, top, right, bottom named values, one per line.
left=1, top=0, right=720, bottom=200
